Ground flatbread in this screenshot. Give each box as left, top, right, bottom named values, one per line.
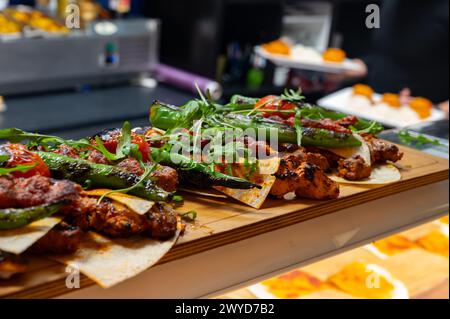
left=327, top=134, right=372, bottom=166
left=214, top=157, right=280, bottom=209
left=215, top=175, right=276, bottom=209
left=84, top=189, right=155, bottom=215
left=330, top=164, right=402, bottom=185
left=0, top=217, right=62, bottom=255
left=53, top=230, right=180, bottom=289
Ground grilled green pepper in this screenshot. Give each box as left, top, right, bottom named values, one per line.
left=0, top=202, right=64, bottom=230
left=222, top=114, right=362, bottom=148
left=35, top=152, right=172, bottom=202
left=149, top=102, right=361, bottom=148
left=150, top=148, right=260, bottom=190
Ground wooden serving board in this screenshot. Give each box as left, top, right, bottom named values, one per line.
left=1, top=145, right=448, bottom=299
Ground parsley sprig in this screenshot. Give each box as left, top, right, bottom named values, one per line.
left=398, top=130, right=443, bottom=147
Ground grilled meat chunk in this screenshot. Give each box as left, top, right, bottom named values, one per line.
left=53, top=145, right=79, bottom=158
left=282, top=148, right=331, bottom=172
left=335, top=115, right=359, bottom=128
left=0, top=251, right=27, bottom=280
left=150, top=166, right=179, bottom=193
left=116, top=159, right=178, bottom=192
left=301, top=119, right=352, bottom=134
left=116, top=157, right=145, bottom=176
left=363, top=135, right=404, bottom=163
left=29, top=221, right=83, bottom=255
left=87, top=149, right=110, bottom=165
left=0, top=176, right=81, bottom=209
left=146, top=203, right=179, bottom=240
left=68, top=197, right=178, bottom=240
left=271, top=153, right=340, bottom=200
left=305, top=147, right=343, bottom=169
left=338, top=156, right=373, bottom=181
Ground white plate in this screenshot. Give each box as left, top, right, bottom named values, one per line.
left=255, top=46, right=363, bottom=74
left=248, top=280, right=409, bottom=299
left=317, top=87, right=447, bottom=128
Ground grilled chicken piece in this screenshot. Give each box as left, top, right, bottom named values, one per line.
left=28, top=221, right=83, bottom=255
left=0, top=251, right=27, bottom=280
left=0, top=175, right=81, bottom=209
left=305, top=147, right=343, bottom=169
left=283, top=148, right=331, bottom=172
left=363, top=135, right=404, bottom=163
left=338, top=156, right=373, bottom=181
left=271, top=152, right=340, bottom=200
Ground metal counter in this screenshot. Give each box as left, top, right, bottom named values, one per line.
left=0, top=84, right=193, bottom=137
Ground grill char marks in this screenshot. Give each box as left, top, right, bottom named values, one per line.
left=271, top=150, right=340, bottom=200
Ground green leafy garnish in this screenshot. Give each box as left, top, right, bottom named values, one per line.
left=97, top=162, right=157, bottom=204
left=281, top=88, right=306, bottom=103
left=172, top=195, right=184, bottom=203
left=0, top=154, right=10, bottom=165
left=180, top=210, right=198, bottom=223
left=294, top=110, right=303, bottom=146
left=0, top=164, right=37, bottom=176
left=94, top=121, right=134, bottom=161
left=0, top=122, right=143, bottom=163
left=398, top=130, right=443, bottom=147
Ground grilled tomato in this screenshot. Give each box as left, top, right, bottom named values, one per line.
left=255, top=95, right=297, bottom=120
left=0, top=144, right=51, bottom=178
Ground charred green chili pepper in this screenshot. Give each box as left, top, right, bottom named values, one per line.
left=149, top=102, right=362, bottom=148
left=35, top=152, right=172, bottom=202
left=222, top=114, right=362, bottom=148
left=0, top=202, right=65, bottom=230
left=150, top=148, right=260, bottom=190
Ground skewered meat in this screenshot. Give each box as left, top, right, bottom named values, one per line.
left=363, top=135, right=404, bottom=163
left=87, top=149, right=110, bottom=165
left=69, top=197, right=178, bottom=240
left=1, top=176, right=178, bottom=241
left=0, top=251, right=27, bottom=280
left=335, top=116, right=359, bottom=128
left=0, top=176, right=81, bottom=209
left=53, top=145, right=79, bottom=158
left=147, top=203, right=179, bottom=240
left=301, top=119, right=352, bottom=134
left=338, top=156, right=373, bottom=181
left=28, top=221, right=83, bottom=255
left=116, top=157, right=145, bottom=176
left=116, top=158, right=178, bottom=192
left=150, top=166, right=179, bottom=193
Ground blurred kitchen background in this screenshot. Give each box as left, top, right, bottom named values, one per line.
left=0, top=0, right=448, bottom=139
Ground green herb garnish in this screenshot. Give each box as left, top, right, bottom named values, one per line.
left=0, top=164, right=37, bottom=176
left=180, top=210, right=198, bottom=223
left=398, top=130, right=443, bottom=147
left=97, top=162, right=157, bottom=204
left=281, top=88, right=306, bottom=103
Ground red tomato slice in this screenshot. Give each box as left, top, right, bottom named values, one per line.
left=255, top=95, right=297, bottom=119
left=1, top=144, right=51, bottom=178
left=96, top=130, right=150, bottom=162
